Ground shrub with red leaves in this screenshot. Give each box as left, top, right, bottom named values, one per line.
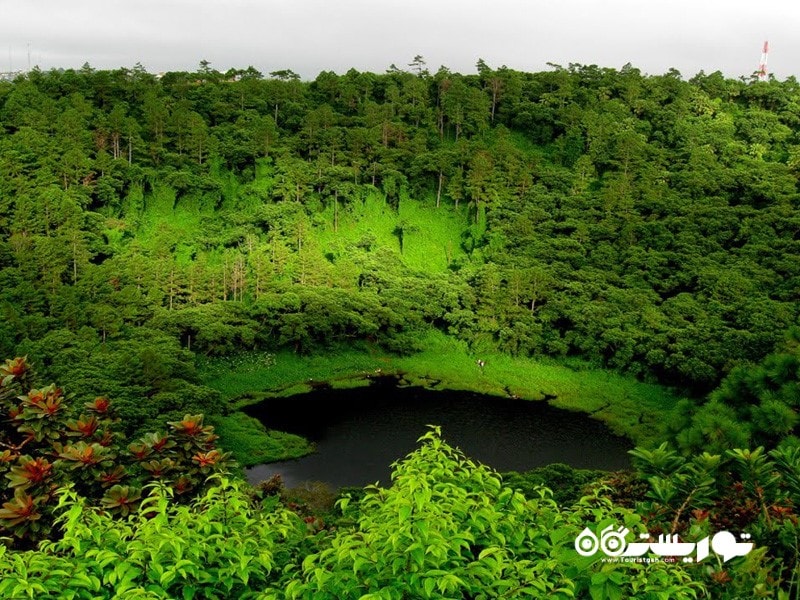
left=0, top=357, right=231, bottom=547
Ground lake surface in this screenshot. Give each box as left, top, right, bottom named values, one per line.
left=244, top=378, right=632, bottom=488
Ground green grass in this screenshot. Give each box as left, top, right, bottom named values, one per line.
left=207, top=412, right=313, bottom=467
left=127, top=176, right=468, bottom=276
left=198, top=330, right=683, bottom=448
left=197, top=347, right=385, bottom=403
left=394, top=332, right=678, bottom=446
left=316, top=193, right=468, bottom=273
left=126, top=183, right=215, bottom=262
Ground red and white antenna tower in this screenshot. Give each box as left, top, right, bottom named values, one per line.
left=758, top=40, right=769, bottom=81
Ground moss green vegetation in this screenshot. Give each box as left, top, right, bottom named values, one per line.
left=207, top=412, right=313, bottom=467
left=199, top=330, right=683, bottom=447
left=2, top=62, right=798, bottom=460
left=316, top=193, right=469, bottom=273
left=2, top=60, right=800, bottom=598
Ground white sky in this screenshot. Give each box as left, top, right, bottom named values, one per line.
left=0, top=0, right=796, bottom=80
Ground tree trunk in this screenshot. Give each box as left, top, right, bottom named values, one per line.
left=222, top=256, right=228, bottom=301
left=168, top=268, right=175, bottom=310
left=72, top=241, right=78, bottom=283
left=334, top=191, right=339, bottom=233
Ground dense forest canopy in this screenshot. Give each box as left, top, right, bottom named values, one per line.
left=0, top=59, right=799, bottom=598
left=0, top=59, right=798, bottom=446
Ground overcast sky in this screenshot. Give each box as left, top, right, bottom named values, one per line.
left=1, top=0, right=797, bottom=80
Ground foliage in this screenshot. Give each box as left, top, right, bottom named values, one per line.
left=502, top=463, right=606, bottom=506
left=0, top=356, right=231, bottom=546
left=285, top=427, right=705, bottom=599
left=0, top=477, right=308, bottom=599
left=673, top=328, right=800, bottom=452
left=0, top=426, right=712, bottom=599
left=2, top=61, right=800, bottom=598
left=13, top=328, right=221, bottom=436
left=8, top=413, right=800, bottom=598
left=1, top=63, right=798, bottom=404
left=625, top=440, right=800, bottom=598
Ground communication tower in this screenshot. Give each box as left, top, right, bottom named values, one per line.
left=758, top=41, right=769, bottom=81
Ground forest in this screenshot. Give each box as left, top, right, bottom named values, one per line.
left=0, top=59, right=799, bottom=597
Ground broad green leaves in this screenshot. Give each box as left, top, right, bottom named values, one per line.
left=287, top=427, right=702, bottom=599
left=0, top=478, right=307, bottom=599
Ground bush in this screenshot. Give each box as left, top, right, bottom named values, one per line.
left=0, top=477, right=307, bottom=599
left=0, top=357, right=231, bottom=547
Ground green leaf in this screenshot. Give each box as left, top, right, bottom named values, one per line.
left=398, top=504, right=412, bottom=523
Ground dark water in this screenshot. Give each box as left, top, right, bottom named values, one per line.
left=244, top=378, right=632, bottom=488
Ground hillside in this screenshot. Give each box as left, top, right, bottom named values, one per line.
left=1, top=62, right=800, bottom=598
left=0, top=63, right=798, bottom=449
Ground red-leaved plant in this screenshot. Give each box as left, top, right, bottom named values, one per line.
left=0, top=357, right=231, bottom=547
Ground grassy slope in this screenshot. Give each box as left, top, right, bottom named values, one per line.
left=199, top=330, right=682, bottom=458
left=315, top=192, right=468, bottom=272
left=206, top=412, right=314, bottom=467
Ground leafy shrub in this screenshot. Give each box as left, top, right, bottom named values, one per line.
left=0, top=477, right=307, bottom=599
left=502, top=463, right=605, bottom=505
left=0, top=356, right=231, bottom=546
left=284, top=427, right=706, bottom=599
